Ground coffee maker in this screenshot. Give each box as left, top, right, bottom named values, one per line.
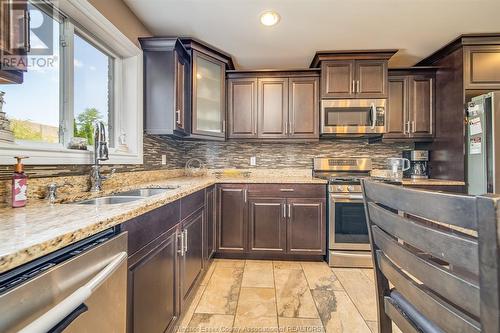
left=402, top=150, right=429, bottom=179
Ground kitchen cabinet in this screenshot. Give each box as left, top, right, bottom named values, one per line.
left=287, top=198, right=326, bottom=255
left=140, top=37, right=191, bottom=137
left=191, top=50, right=226, bottom=138
left=385, top=71, right=435, bottom=141
left=227, top=71, right=320, bottom=140
left=204, top=185, right=216, bottom=262
left=0, top=0, right=29, bottom=84
left=321, top=59, right=387, bottom=99
left=464, top=45, right=500, bottom=90
left=217, top=183, right=326, bottom=259
left=217, top=184, right=248, bottom=253
left=258, top=77, right=289, bottom=138
left=227, top=78, right=258, bottom=138
left=179, top=208, right=204, bottom=309
left=248, top=198, right=287, bottom=253
left=128, top=226, right=179, bottom=333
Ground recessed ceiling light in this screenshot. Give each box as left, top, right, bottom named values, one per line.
left=260, top=11, right=280, bottom=27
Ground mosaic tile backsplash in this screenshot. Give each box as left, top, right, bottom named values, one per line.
left=0, top=135, right=412, bottom=180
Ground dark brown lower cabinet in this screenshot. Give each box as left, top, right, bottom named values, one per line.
left=287, top=198, right=326, bottom=255
left=248, top=198, right=287, bottom=253
left=217, top=184, right=326, bottom=259
left=180, top=208, right=204, bottom=309
left=128, top=226, right=179, bottom=333
left=217, top=184, right=248, bottom=253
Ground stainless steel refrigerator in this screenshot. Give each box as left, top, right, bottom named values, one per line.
left=467, top=91, right=500, bottom=195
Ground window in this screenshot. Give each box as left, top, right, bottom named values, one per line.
left=2, top=3, right=115, bottom=147
left=0, top=0, right=143, bottom=165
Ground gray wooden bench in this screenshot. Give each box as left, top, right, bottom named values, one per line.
left=361, top=179, right=500, bottom=333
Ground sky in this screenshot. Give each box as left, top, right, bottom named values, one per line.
left=1, top=6, right=110, bottom=128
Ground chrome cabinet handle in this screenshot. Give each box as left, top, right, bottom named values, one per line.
left=283, top=204, right=286, bottom=219
left=288, top=204, right=292, bottom=219
left=280, top=188, right=294, bottom=192
left=175, top=110, right=181, bottom=125
left=356, top=80, right=360, bottom=93
left=184, top=229, right=188, bottom=253
left=178, top=231, right=184, bottom=256
left=352, top=80, right=355, bottom=93
left=411, top=121, right=416, bottom=133
left=244, top=189, right=247, bottom=203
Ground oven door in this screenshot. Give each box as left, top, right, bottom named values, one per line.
left=321, top=99, right=386, bottom=135
left=329, top=193, right=371, bottom=251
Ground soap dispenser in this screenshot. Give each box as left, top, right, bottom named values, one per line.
left=12, top=156, right=28, bottom=208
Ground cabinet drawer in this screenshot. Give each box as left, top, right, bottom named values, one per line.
left=181, top=189, right=205, bottom=220
left=247, top=184, right=326, bottom=198
left=122, top=201, right=180, bottom=256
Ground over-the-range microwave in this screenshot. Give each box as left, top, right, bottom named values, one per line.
left=320, top=99, right=386, bottom=136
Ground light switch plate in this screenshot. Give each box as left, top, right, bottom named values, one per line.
left=161, top=155, right=167, bottom=165
left=250, top=156, right=256, bottom=166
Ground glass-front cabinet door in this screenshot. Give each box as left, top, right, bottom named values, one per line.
left=192, top=50, right=225, bottom=138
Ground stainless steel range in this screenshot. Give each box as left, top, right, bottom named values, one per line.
left=313, top=157, right=373, bottom=268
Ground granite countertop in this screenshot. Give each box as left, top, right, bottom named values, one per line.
left=401, top=178, right=466, bottom=186
left=0, top=175, right=326, bottom=274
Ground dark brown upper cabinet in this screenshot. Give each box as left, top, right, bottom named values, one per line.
left=140, top=37, right=234, bottom=139
left=321, top=60, right=387, bottom=98
left=288, top=77, right=319, bottom=138
left=227, top=78, right=258, bottom=138
left=258, top=77, right=289, bottom=138
left=226, top=71, right=320, bottom=140
left=385, top=69, right=435, bottom=141
left=140, top=37, right=191, bottom=137
left=0, top=0, right=29, bottom=84
left=464, top=45, right=500, bottom=90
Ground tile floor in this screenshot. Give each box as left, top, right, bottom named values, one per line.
left=176, top=259, right=402, bottom=333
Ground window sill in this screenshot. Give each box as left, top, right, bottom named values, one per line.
left=0, top=141, right=143, bottom=165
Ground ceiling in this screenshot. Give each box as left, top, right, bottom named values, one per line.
left=124, top=0, right=500, bottom=70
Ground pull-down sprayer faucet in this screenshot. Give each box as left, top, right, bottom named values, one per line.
left=89, top=121, right=115, bottom=192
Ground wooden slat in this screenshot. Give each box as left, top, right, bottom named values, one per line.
left=477, top=195, right=500, bottom=333
left=368, top=202, right=479, bottom=275
left=372, top=226, right=480, bottom=317
left=377, top=251, right=481, bottom=333
left=384, top=296, right=421, bottom=333
left=363, top=180, right=477, bottom=230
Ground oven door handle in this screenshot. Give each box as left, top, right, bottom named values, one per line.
left=330, top=193, right=364, bottom=201
left=18, top=252, right=127, bottom=333
left=370, top=103, right=376, bottom=130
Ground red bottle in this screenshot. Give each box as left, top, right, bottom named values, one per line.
left=12, top=156, right=28, bottom=208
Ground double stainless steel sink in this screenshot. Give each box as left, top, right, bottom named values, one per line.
left=73, top=185, right=180, bottom=205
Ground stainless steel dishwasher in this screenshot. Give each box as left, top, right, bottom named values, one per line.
left=0, top=229, right=128, bottom=333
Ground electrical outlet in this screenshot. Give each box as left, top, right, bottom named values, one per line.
left=161, top=155, right=167, bottom=165
left=250, top=156, right=257, bottom=166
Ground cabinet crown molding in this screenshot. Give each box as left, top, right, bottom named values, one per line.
left=309, top=49, right=399, bottom=68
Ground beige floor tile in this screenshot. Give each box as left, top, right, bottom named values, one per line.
left=236, top=287, right=277, bottom=318
left=279, top=317, right=325, bottom=333
left=215, top=259, right=246, bottom=268
left=184, top=314, right=234, bottom=331
left=301, top=261, right=344, bottom=292
left=200, top=260, right=217, bottom=286
left=233, top=315, right=279, bottom=332
left=313, top=289, right=371, bottom=333
left=196, top=266, right=243, bottom=315
left=273, top=261, right=302, bottom=270
left=176, top=284, right=207, bottom=330
left=334, top=268, right=377, bottom=321
left=361, top=268, right=375, bottom=283
left=242, top=260, right=274, bottom=288
left=274, top=268, right=320, bottom=318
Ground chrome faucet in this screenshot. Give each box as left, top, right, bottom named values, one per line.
left=90, top=121, right=115, bottom=192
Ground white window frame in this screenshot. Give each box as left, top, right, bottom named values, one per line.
left=0, top=0, right=143, bottom=165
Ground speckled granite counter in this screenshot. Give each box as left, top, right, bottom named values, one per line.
left=0, top=175, right=326, bottom=273
left=401, top=179, right=465, bottom=186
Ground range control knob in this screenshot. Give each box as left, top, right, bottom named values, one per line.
left=347, top=185, right=355, bottom=192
